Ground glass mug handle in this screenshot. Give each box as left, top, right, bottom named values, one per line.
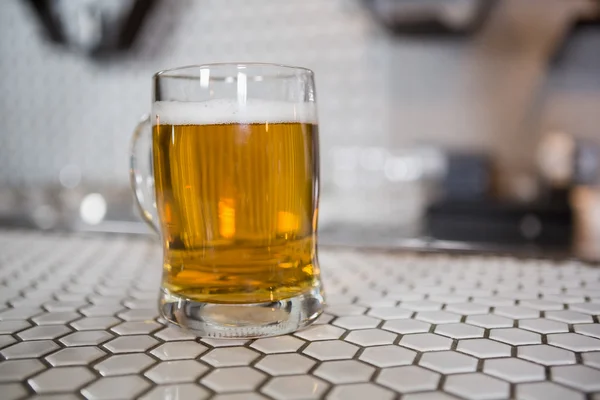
left=129, top=114, right=160, bottom=234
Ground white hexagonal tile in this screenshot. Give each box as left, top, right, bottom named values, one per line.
left=255, top=353, right=315, bottom=376
left=472, top=297, right=515, bottom=307
left=415, top=311, right=461, bottom=324
left=400, top=333, right=452, bottom=352
left=519, top=299, right=564, bottom=311
left=400, top=301, right=443, bottom=311
left=0, top=335, right=15, bottom=349
left=518, top=318, right=568, bottom=334
left=327, top=383, right=395, bottom=400
left=402, top=392, right=460, bottom=400
left=303, top=340, right=358, bottom=361
left=0, top=320, right=31, bottom=334
left=49, top=292, right=87, bottom=303
left=0, top=359, right=45, bottom=382
left=542, top=294, right=585, bottom=304
left=314, top=314, right=334, bottom=325
left=517, top=344, right=575, bottom=366
left=140, top=383, right=209, bottom=400
left=344, top=328, right=397, bottom=346
left=385, top=291, right=425, bottom=302
left=43, top=300, right=88, bottom=312
left=103, top=335, right=158, bottom=353
left=70, top=317, right=120, bottom=331
left=516, top=381, right=585, bottom=400
left=294, top=325, right=345, bottom=341
left=377, top=365, right=440, bottom=393
left=123, top=299, right=153, bottom=309
left=28, top=366, right=95, bottom=393
left=569, top=302, right=600, bottom=315
left=250, top=336, right=304, bottom=353
left=262, top=376, right=329, bottom=400
left=466, top=314, right=514, bottom=329
left=1, top=340, right=59, bottom=359
left=435, top=323, right=484, bottom=339
left=574, top=323, right=600, bottom=339
left=457, top=289, right=494, bottom=297
left=81, top=376, right=150, bottom=400
left=16, top=325, right=71, bottom=341
left=583, top=351, right=600, bottom=368
left=445, top=373, right=509, bottom=400
left=153, top=326, right=196, bottom=341
left=483, top=358, right=545, bottom=383
left=201, top=367, right=266, bottom=393
left=333, top=316, right=380, bottom=330
left=117, top=309, right=159, bottom=321
left=201, top=347, right=260, bottom=367
left=144, top=360, right=208, bottom=384
left=32, top=312, right=81, bottom=325
left=212, top=394, right=267, bottom=400
left=60, top=331, right=113, bottom=347
left=445, top=303, right=490, bottom=315
left=429, top=294, right=469, bottom=304
left=326, top=304, right=367, bottom=317
left=489, top=328, right=541, bottom=345
left=493, top=306, right=539, bottom=319
left=382, top=319, right=431, bottom=334
left=419, top=351, right=477, bottom=374
left=0, top=383, right=27, bottom=400
left=94, top=353, right=156, bottom=376
left=547, top=332, right=600, bottom=352
left=359, top=345, right=416, bottom=367
left=129, top=290, right=159, bottom=301
left=367, top=306, right=412, bottom=320
left=551, top=365, right=600, bottom=391
left=457, top=339, right=511, bottom=359
left=45, top=346, right=105, bottom=366
left=313, top=360, right=375, bottom=384
left=150, top=341, right=207, bottom=360
left=545, top=310, right=593, bottom=324
left=0, top=307, right=43, bottom=320
left=110, top=321, right=162, bottom=335
left=80, top=305, right=125, bottom=318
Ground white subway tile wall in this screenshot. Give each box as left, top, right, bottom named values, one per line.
left=1, top=0, right=596, bottom=195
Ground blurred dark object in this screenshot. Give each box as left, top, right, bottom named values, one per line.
left=574, top=141, right=600, bottom=185
left=441, top=154, right=491, bottom=200
left=426, top=196, right=573, bottom=247
left=426, top=151, right=573, bottom=247
left=25, top=0, right=158, bottom=59
left=550, top=0, right=600, bottom=68
left=363, top=0, right=497, bottom=36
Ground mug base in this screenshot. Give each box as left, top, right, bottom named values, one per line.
left=159, top=285, right=325, bottom=338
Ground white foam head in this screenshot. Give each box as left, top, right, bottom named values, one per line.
left=153, top=99, right=317, bottom=125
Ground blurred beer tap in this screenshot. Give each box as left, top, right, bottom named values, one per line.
left=25, top=0, right=158, bottom=59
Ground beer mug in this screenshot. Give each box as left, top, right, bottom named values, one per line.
left=130, top=63, right=324, bottom=338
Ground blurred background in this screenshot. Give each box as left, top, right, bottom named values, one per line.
left=1, top=0, right=600, bottom=260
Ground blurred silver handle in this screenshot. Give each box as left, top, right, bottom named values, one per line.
left=129, top=114, right=159, bottom=234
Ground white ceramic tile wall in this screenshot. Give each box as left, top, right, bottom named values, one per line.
left=1, top=230, right=600, bottom=399
left=0, top=0, right=388, bottom=187
left=1, top=0, right=597, bottom=197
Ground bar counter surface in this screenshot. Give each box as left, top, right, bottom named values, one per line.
left=1, top=230, right=599, bottom=400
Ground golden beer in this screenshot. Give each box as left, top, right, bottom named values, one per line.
left=152, top=102, right=320, bottom=304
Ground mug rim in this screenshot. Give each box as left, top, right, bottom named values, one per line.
left=154, top=62, right=314, bottom=79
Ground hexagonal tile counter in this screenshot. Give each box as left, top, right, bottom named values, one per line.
left=1, top=230, right=600, bottom=399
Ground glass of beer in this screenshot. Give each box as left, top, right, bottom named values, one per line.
left=130, top=63, right=324, bottom=338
